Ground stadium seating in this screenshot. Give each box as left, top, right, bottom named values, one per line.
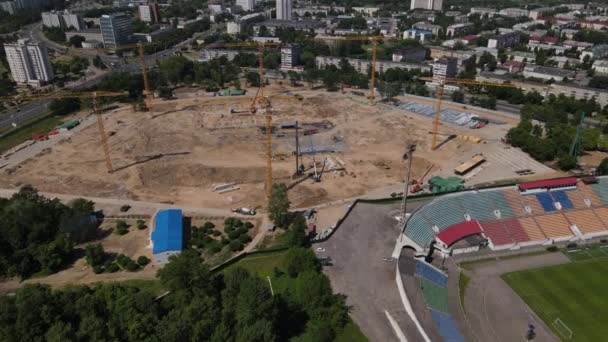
left=415, top=261, right=448, bottom=287
left=592, top=207, right=608, bottom=228
left=480, top=220, right=514, bottom=247
left=423, top=198, right=466, bottom=230
left=578, top=182, right=603, bottom=206
left=502, top=188, right=526, bottom=215
left=420, top=278, right=449, bottom=313
left=430, top=310, right=465, bottom=342
left=517, top=217, right=546, bottom=241
left=404, top=211, right=437, bottom=248
left=535, top=192, right=556, bottom=212
left=485, top=191, right=515, bottom=218
left=501, top=218, right=530, bottom=243
left=565, top=210, right=607, bottom=235
left=460, top=193, right=499, bottom=221
left=520, top=194, right=544, bottom=214
left=551, top=191, right=574, bottom=209
left=566, top=189, right=589, bottom=209
left=534, top=214, right=574, bottom=239
left=590, top=179, right=608, bottom=205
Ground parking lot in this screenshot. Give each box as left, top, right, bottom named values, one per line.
left=315, top=201, right=425, bottom=341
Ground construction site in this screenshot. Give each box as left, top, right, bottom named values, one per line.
left=0, top=82, right=559, bottom=210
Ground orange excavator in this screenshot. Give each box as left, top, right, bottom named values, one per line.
left=410, top=164, right=434, bottom=193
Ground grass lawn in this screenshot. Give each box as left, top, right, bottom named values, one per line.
left=335, top=320, right=368, bottom=342
left=225, top=250, right=368, bottom=341
left=225, top=250, right=290, bottom=278
left=503, top=250, right=608, bottom=342
left=0, top=111, right=61, bottom=153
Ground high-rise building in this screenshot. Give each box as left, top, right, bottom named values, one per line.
left=137, top=1, right=160, bottom=23
left=236, top=0, right=254, bottom=11
left=0, top=0, right=43, bottom=14
left=100, top=13, right=133, bottom=48
left=4, top=39, right=54, bottom=86
left=276, top=0, right=292, bottom=20
left=42, top=10, right=85, bottom=30
left=410, top=0, right=442, bottom=11
left=281, top=44, right=300, bottom=69
left=432, top=57, right=457, bottom=78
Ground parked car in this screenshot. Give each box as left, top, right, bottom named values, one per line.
left=316, top=247, right=326, bottom=252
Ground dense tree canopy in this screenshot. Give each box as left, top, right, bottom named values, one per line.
left=0, top=246, right=353, bottom=341
left=0, top=186, right=98, bottom=278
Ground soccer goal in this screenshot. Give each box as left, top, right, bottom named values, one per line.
left=553, top=318, right=573, bottom=340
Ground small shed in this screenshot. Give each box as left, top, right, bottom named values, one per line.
left=151, top=209, right=184, bottom=265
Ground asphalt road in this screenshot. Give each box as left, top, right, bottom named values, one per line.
left=0, top=74, right=107, bottom=131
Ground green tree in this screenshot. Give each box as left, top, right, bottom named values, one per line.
left=598, top=158, right=608, bottom=175
left=85, top=243, right=105, bottom=267
left=157, top=250, right=210, bottom=292
left=68, top=35, right=85, bottom=47
left=285, top=247, right=320, bottom=278
left=49, top=98, right=81, bottom=116
left=286, top=213, right=308, bottom=247
left=268, top=183, right=290, bottom=228
left=288, top=71, right=301, bottom=86
left=558, top=154, right=577, bottom=170
left=451, top=90, right=465, bottom=103
left=246, top=71, right=260, bottom=87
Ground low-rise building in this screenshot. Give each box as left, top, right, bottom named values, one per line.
left=199, top=48, right=240, bottom=62
left=402, top=28, right=432, bottom=42
left=560, top=29, right=579, bottom=39
left=510, top=51, right=535, bottom=63
left=549, top=56, right=580, bottom=68
left=352, top=6, right=379, bottom=15
left=65, top=29, right=103, bottom=42
left=563, top=40, right=594, bottom=52
left=528, top=7, right=553, bottom=20
left=593, top=60, right=608, bottom=75
left=253, top=19, right=324, bottom=35
left=151, top=209, right=184, bottom=265
left=446, top=23, right=474, bottom=38
left=315, top=56, right=430, bottom=74
left=413, top=22, right=442, bottom=36
left=487, top=31, right=520, bottom=49
left=497, top=60, right=524, bottom=73
left=227, top=12, right=265, bottom=34
left=478, top=71, right=608, bottom=106
left=392, top=46, right=427, bottom=62
left=469, top=7, right=496, bottom=17
left=523, top=65, right=575, bottom=81
left=498, top=8, right=529, bottom=18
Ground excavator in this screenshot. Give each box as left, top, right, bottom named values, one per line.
left=410, top=164, right=434, bottom=194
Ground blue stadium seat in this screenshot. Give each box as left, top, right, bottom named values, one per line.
left=591, top=178, right=608, bottom=204
left=552, top=190, right=574, bottom=209
left=405, top=214, right=435, bottom=248
left=415, top=261, right=447, bottom=287
left=535, top=192, right=555, bottom=212
left=431, top=310, right=465, bottom=342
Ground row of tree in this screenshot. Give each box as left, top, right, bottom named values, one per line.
left=0, top=245, right=352, bottom=341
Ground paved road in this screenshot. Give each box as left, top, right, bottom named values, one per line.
left=460, top=253, right=569, bottom=342
left=316, top=202, right=423, bottom=342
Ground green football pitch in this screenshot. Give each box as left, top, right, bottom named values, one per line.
left=503, top=248, right=608, bottom=342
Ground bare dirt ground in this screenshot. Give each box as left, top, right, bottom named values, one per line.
left=0, top=220, right=157, bottom=294
left=452, top=253, right=571, bottom=342
left=0, top=85, right=554, bottom=210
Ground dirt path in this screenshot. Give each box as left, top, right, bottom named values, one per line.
left=456, top=253, right=571, bottom=342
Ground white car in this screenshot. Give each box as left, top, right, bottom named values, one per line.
left=316, top=247, right=326, bottom=252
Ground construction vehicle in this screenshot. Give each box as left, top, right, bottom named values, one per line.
left=410, top=164, right=434, bottom=193
left=417, top=76, right=518, bottom=150
left=232, top=207, right=257, bottom=216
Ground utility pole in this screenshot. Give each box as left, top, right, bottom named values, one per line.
left=295, top=121, right=300, bottom=175
left=266, top=276, right=274, bottom=296
left=400, top=144, right=416, bottom=231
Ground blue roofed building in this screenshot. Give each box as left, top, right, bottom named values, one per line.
left=151, top=209, right=184, bottom=265
left=402, top=28, right=433, bottom=42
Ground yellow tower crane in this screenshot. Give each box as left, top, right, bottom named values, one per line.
left=0, top=91, right=128, bottom=172
left=418, top=76, right=519, bottom=150
left=314, top=35, right=388, bottom=105
left=208, top=41, right=283, bottom=113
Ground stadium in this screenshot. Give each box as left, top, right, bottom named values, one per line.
left=395, top=175, right=608, bottom=342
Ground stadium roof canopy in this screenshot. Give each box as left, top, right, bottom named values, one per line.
left=436, top=220, right=482, bottom=247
